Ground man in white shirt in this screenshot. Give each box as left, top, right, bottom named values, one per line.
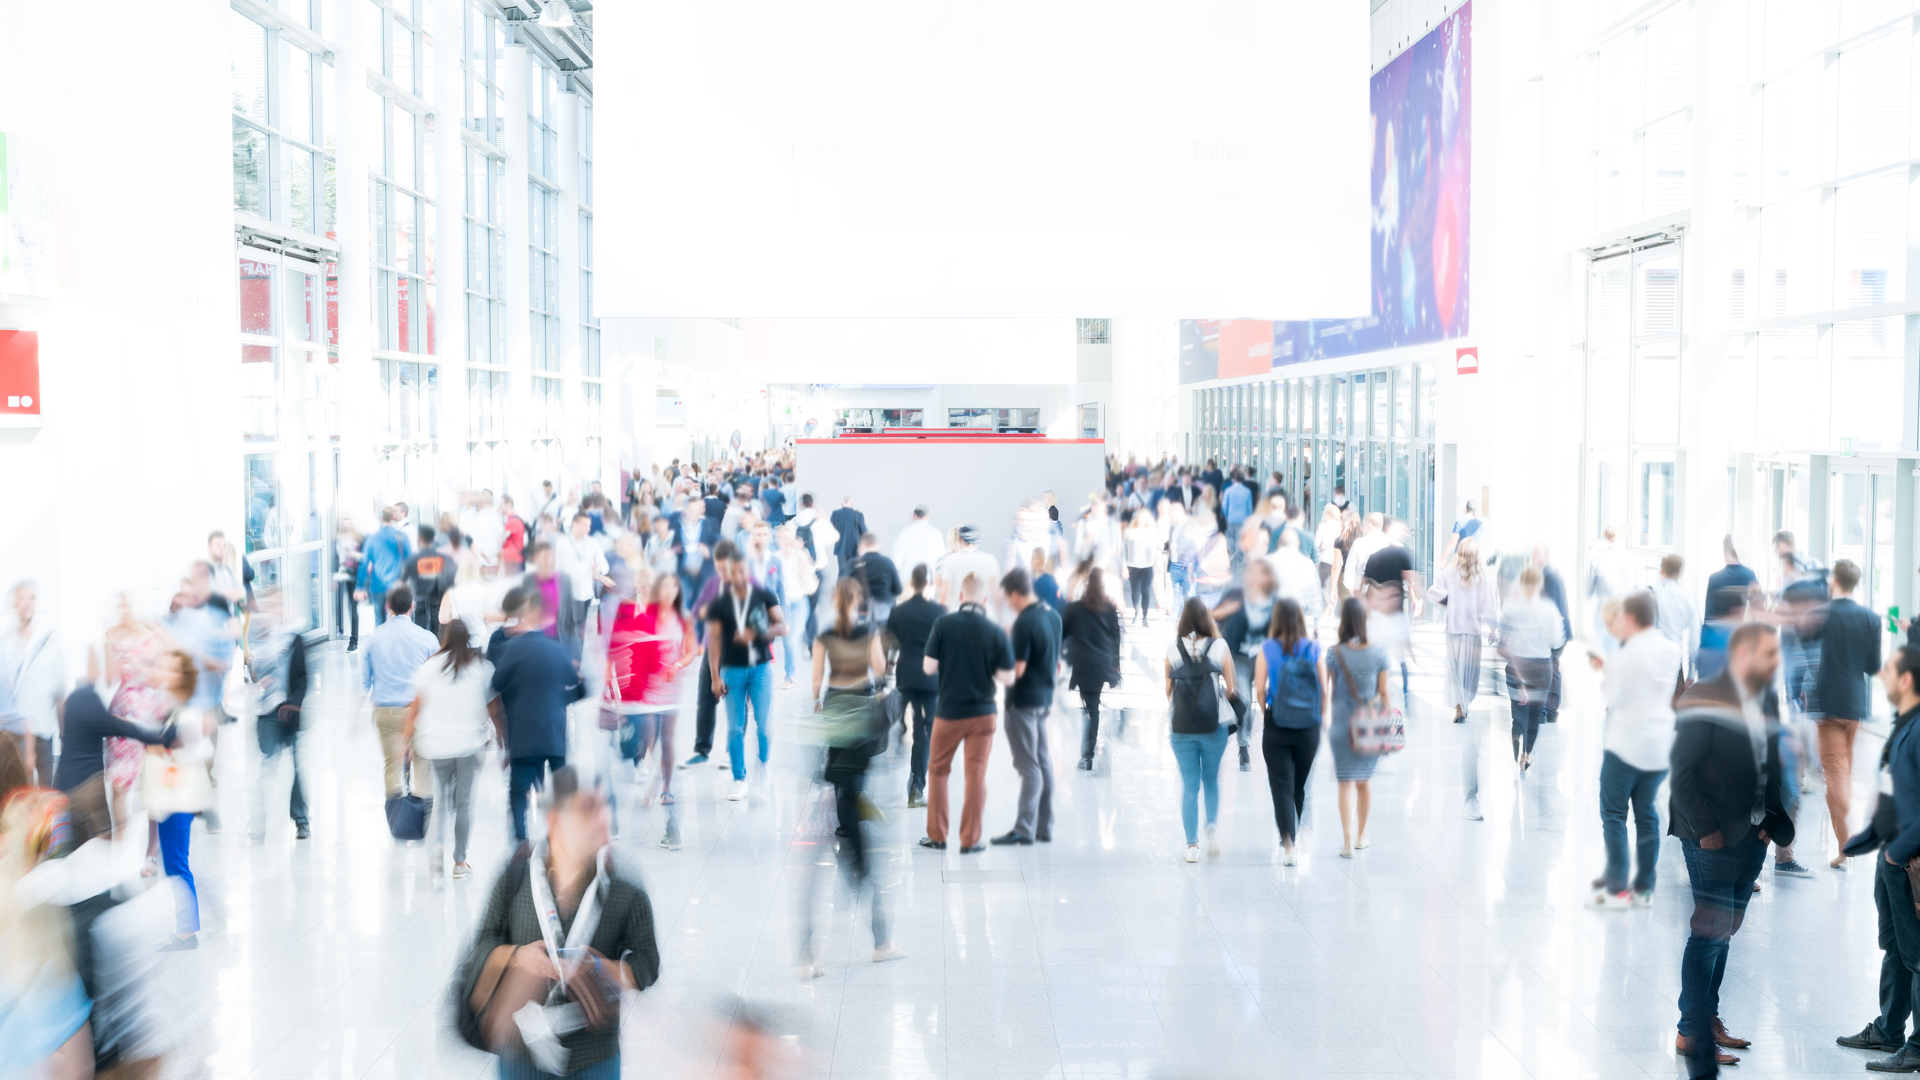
left=893, top=506, right=948, bottom=584
left=556, top=511, right=614, bottom=658
left=937, top=526, right=1002, bottom=609
left=1265, top=529, right=1323, bottom=620
left=0, top=581, right=63, bottom=786
left=459, top=488, right=506, bottom=569
left=1651, top=552, right=1697, bottom=676
left=1588, top=590, right=1681, bottom=908
left=1341, top=513, right=1388, bottom=596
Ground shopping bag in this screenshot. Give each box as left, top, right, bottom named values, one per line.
left=140, top=752, right=213, bottom=818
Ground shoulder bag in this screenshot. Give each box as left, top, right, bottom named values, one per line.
left=1336, top=648, right=1405, bottom=755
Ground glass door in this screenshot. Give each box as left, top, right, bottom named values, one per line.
left=1829, top=465, right=1896, bottom=616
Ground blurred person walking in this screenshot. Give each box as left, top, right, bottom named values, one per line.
left=500, top=495, right=528, bottom=575
left=776, top=525, right=819, bottom=691
left=1813, top=559, right=1883, bottom=868
left=1653, top=554, right=1699, bottom=674
left=1428, top=538, right=1498, bottom=725
left=888, top=565, right=945, bottom=807
left=405, top=621, right=494, bottom=880
left=1314, top=503, right=1343, bottom=617
left=851, top=533, right=901, bottom=628
left=1, top=580, right=63, bottom=786
left=151, top=648, right=215, bottom=949
left=248, top=589, right=311, bottom=839
left=892, top=505, right=947, bottom=586
left=364, top=586, right=439, bottom=803
left=1328, top=598, right=1389, bottom=858
left=1587, top=591, right=1680, bottom=909
left=1267, top=528, right=1322, bottom=631
left=1588, top=526, right=1634, bottom=654
left=1166, top=598, right=1238, bottom=862
left=1499, top=567, right=1566, bottom=770
left=936, top=526, right=1000, bottom=609
left=607, top=572, right=697, bottom=832
left=1214, top=560, right=1277, bottom=773
left=492, top=587, right=586, bottom=842
left=457, top=768, right=660, bottom=1080
left=919, top=573, right=1015, bottom=853
left=165, top=563, right=237, bottom=831
left=1253, top=598, right=1326, bottom=865
left=1527, top=545, right=1574, bottom=725
left=829, top=496, right=866, bottom=577
left=707, top=545, right=787, bottom=801
left=403, top=524, right=457, bottom=636
left=1833, top=646, right=1920, bottom=1071
left=1122, top=510, right=1159, bottom=625
left=1669, top=622, right=1795, bottom=1077
left=336, top=518, right=364, bottom=649
left=1062, top=568, right=1123, bottom=771
left=355, top=506, right=412, bottom=626
left=995, top=568, right=1060, bottom=845
left=558, top=512, right=615, bottom=659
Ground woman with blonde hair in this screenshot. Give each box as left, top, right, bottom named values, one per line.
left=1498, top=566, right=1567, bottom=770
left=1427, top=537, right=1500, bottom=723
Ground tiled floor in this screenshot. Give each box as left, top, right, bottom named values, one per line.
left=150, top=614, right=1893, bottom=1079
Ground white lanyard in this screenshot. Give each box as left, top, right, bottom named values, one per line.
left=732, top=590, right=751, bottom=638
left=528, top=842, right=610, bottom=992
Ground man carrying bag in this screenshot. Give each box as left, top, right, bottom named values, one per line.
left=456, top=768, right=659, bottom=1079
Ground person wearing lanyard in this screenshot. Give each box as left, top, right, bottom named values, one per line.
left=460, top=768, right=660, bottom=1079
left=1836, top=646, right=1920, bottom=1072
left=1667, top=622, right=1795, bottom=1077
left=706, top=547, right=787, bottom=803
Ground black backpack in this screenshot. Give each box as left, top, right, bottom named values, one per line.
left=1168, top=639, right=1221, bottom=734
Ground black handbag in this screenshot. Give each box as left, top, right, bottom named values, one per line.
left=385, top=758, right=430, bottom=841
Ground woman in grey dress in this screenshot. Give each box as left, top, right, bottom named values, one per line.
left=1328, top=598, right=1390, bottom=858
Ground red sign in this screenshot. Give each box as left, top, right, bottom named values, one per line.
left=1455, top=346, right=1478, bottom=374
left=0, top=331, right=40, bottom=415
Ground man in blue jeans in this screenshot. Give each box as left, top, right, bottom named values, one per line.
left=490, top=587, right=583, bottom=841
left=1587, top=590, right=1682, bottom=908
left=706, top=546, right=786, bottom=802
left=1667, top=622, right=1793, bottom=1077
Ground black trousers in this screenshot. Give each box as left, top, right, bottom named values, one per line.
left=335, top=579, right=359, bottom=645
left=1262, top=724, right=1319, bottom=843
left=692, top=662, right=719, bottom=757
left=1126, top=566, right=1154, bottom=619
left=1874, top=854, right=1920, bottom=1051
left=825, top=739, right=877, bottom=879
left=902, top=687, right=936, bottom=794
left=1079, top=686, right=1104, bottom=760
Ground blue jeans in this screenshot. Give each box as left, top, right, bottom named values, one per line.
left=497, top=1052, right=620, bottom=1079
left=1598, top=752, right=1664, bottom=894
left=509, top=755, right=566, bottom=842
left=783, top=597, right=810, bottom=679
left=1169, top=727, right=1230, bottom=845
left=1678, top=832, right=1767, bottom=1077
left=722, top=663, right=773, bottom=781
left=157, top=811, right=198, bottom=935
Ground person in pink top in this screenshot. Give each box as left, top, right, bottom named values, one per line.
left=606, top=571, right=698, bottom=846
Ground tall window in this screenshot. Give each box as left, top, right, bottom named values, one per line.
left=230, top=10, right=336, bottom=235
left=466, top=149, right=505, bottom=364
left=463, top=1, right=507, bottom=146
left=529, top=62, right=562, bottom=375
left=1591, top=3, right=1693, bottom=231
left=373, top=99, right=435, bottom=354
left=579, top=99, right=599, bottom=379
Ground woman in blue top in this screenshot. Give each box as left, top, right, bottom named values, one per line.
left=1328, top=598, right=1390, bottom=858
left=1252, top=598, right=1328, bottom=866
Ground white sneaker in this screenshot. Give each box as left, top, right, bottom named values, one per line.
left=796, top=962, right=824, bottom=981
left=1631, top=889, right=1654, bottom=908
left=871, top=946, right=907, bottom=963
left=1281, top=847, right=1297, bottom=867
left=1463, top=797, right=1483, bottom=821
left=1184, top=845, right=1200, bottom=863
left=729, top=780, right=748, bottom=802
left=1593, top=889, right=1631, bottom=910
left=1205, top=824, right=1220, bottom=856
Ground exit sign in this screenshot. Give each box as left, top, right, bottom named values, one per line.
left=1455, top=346, right=1479, bottom=375
left=0, top=331, right=38, bottom=415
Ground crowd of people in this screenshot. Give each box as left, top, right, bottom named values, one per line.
left=3, top=446, right=1920, bottom=1079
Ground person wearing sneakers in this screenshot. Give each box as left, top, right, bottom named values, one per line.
left=706, top=545, right=787, bottom=802
left=1166, top=597, right=1240, bottom=863
left=919, top=573, right=1015, bottom=854
left=1669, top=622, right=1795, bottom=1077
left=1835, top=646, right=1920, bottom=1072
left=1588, top=590, right=1680, bottom=910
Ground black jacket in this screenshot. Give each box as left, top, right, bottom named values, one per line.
left=829, top=507, right=866, bottom=561
left=1060, top=601, right=1122, bottom=692
left=1810, top=597, right=1882, bottom=721
left=887, top=595, right=946, bottom=693
left=854, top=552, right=902, bottom=602
left=53, top=686, right=177, bottom=792
left=1667, top=670, right=1796, bottom=851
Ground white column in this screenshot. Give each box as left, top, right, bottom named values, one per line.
left=333, top=0, right=380, bottom=527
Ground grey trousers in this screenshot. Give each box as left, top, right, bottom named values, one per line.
left=1002, top=703, right=1055, bottom=841
left=427, top=754, right=480, bottom=864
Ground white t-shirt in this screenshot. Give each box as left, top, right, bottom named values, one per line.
left=443, top=582, right=501, bottom=646
left=1166, top=635, right=1232, bottom=724
left=937, top=550, right=1001, bottom=604
left=557, top=534, right=608, bottom=602
left=408, top=656, right=497, bottom=760
left=1601, top=630, right=1682, bottom=772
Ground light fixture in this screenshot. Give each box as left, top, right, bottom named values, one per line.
left=538, top=0, right=574, bottom=29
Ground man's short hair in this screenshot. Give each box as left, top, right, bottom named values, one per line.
left=913, top=506, right=929, bottom=519
left=388, top=585, right=414, bottom=615
left=1727, top=620, right=1776, bottom=655
left=1772, top=529, right=1795, bottom=549
left=1895, top=645, right=1920, bottom=696
left=1000, top=568, right=1032, bottom=597
left=524, top=540, right=550, bottom=560
left=1659, top=553, right=1684, bottom=579
left=1834, top=558, right=1862, bottom=593
left=572, top=511, right=590, bottom=525
left=500, top=585, right=527, bottom=617
left=1464, top=499, right=1477, bottom=513
left=960, top=572, right=986, bottom=598
left=418, top=524, right=436, bottom=545
left=380, top=506, right=396, bottom=524
left=721, top=543, right=747, bottom=564
left=860, top=532, right=879, bottom=548
left=712, top=539, right=738, bottom=562
left=1622, top=590, right=1656, bottom=630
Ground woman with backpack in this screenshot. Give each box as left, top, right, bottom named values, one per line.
left=1252, top=598, right=1327, bottom=865
left=1329, top=597, right=1390, bottom=858
left=1165, top=597, right=1240, bottom=862
left=1062, top=568, right=1124, bottom=770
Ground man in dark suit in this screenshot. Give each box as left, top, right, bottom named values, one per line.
left=1836, top=645, right=1920, bottom=1071
left=1669, top=621, right=1796, bottom=1077
left=852, top=533, right=902, bottom=627
left=829, top=497, right=866, bottom=576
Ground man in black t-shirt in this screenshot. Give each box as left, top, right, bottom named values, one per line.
left=995, top=569, right=1061, bottom=846
left=853, top=533, right=902, bottom=627
left=919, top=572, right=1014, bottom=853
left=403, top=524, right=457, bottom=635
left=705, top=547, right=787, bottom=802
left=887, top=564, right=946, bottom=807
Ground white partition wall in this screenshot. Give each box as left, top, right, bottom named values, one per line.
left=794, top=438, right=1106, bottom=562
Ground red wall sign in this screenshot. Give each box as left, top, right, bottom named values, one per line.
left=1455, top=346, right=1479, bottom=375
left=0, top=331, right=40, bottom=414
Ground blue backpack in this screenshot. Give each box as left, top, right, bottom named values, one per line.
left=1263, top=638, right=1321, bottom=728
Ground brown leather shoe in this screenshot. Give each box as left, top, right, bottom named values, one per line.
left=1676, top=1033, right=1740, bottom=1066
left=1713, top=1018, right=1752, bottom=1050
